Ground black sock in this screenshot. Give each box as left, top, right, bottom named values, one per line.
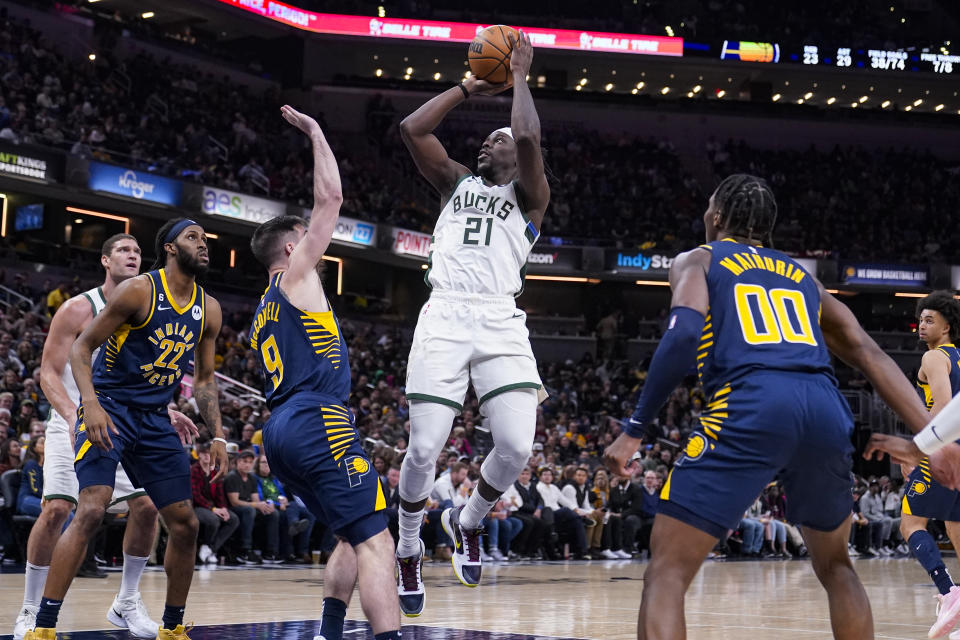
left=319, top=597, right=347, bottom=640
left=162, top=604, right=185, bottom=630
left=373, top=632, right=402, bottom=640
left=35, top=597, right=63, bottom=629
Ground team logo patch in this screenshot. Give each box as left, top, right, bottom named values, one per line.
left=192, top=305, right=202, bottom=320
left=342, top=455, right=371, bottom=487
left=679, top=432, right=708, bottom=464
left=909, top=480, right=928, bottom=497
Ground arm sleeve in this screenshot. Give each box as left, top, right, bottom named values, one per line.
left=625, top=307, right=706, bottom=438
left=915, top=391, right=960, bottom=454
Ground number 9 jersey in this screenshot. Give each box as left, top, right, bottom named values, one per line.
left=696, top=238, right=834, bottom=397
left=250, top=273, right=351, bottom=409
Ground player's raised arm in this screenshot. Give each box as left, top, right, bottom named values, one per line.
left=39, top=297, right=91, bottom=434
left=399, top=77, right=505, bottom=197
left=70, top=276, right=152, bottom=450
left=280, top=105, right=342, bottom=284
left=818, top=285, right=929, bottom=434
left=193, top=294, right=227, bottom=481
left=604, top=249, right=710, bottom=477
left=508, top=31, right=550, bottom=228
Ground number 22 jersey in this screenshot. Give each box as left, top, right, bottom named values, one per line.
left=695, top=238, right=834, bottom=397
left=250, top=273, right=351, bottom=409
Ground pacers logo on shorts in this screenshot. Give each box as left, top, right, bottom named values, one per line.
left=342, top=455, right=371, bottom=488
left=676, top=432, right=709, bottom=466
left=908, top=480, right=928, bottom=497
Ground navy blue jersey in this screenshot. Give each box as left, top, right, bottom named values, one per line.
left=92, top=269, right=205, bottom=409
left=696, top=239, right=834, bottom=397
left=250, top=273, right=351, bottom=409
left=916, top=344, right=960, bottom=409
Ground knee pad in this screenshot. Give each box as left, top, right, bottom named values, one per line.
left=480, top=389, right=538, bottom=491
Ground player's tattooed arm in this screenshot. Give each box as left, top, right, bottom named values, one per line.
left=195, top=293, right=229, bottom=481
left=509, top=31, right=550, bottom=229
left=70, top=276, right=152, bottom=450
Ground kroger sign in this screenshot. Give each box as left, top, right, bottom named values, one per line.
left=88, top=162, right=182, bottom=206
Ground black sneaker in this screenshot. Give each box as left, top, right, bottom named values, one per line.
left=396, top=539, right=426, bottom=617
left=289, top=518, right=311, bottom=537
left=441, top=506, right=483, bottom=587
left=262, top=553, right=283, bottom=564
left=237, top=550, right=263, bottom=565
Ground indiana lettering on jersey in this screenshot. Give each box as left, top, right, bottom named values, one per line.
left=451, top=189, right=516, bottom=220
left=138, top=321, right=195, bottom=387
left=249, top=301, right=280, bottom=350
left=718, top=250, right=806, bottom=284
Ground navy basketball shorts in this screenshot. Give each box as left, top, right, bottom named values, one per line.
left=262, top=394, right=387, bottom=546
left=659, top=372, right=855, bottom=538
left=74, top=393, right=191, bottom=510
left=902, top=459, right=960, bottom=521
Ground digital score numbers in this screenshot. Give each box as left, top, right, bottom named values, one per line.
left=800, top=45, right=959, bottom=74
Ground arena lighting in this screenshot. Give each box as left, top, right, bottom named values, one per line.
left=936, top=104, right=945, bottom=111
left=716, top=90, right=725, bottom=98
left=213, top=0, right=684, bottom=57
left=630, top=88, right=638, bottom=94
left=405, top=66, right=413, bottom=74
left=88, top=53, right=96, bottom=61
left=0, top=194, right=7, bottom=237
left=205, top=233, right=219, bottom=239
left=905, top=105, right=913, bottom=111
left=635, top=280, right=671, bottom=287
left=526, top=275, right=600, bottom=283
left=321, top=255, right=343, bottom=295
left=859, top=95, right=868, bottom=103
left=693, top=85, right=702, bottom=93
left=882, top=100, right=891, bottom=108
left=433, top=72, right=441, bottom=80
left=141, top=12, right=155, bottom=19
left=605, top=83, right=614, bottom=91
left=914, top=98, right=923, bottom=106
left=375, top=68, right=382, bottom=77
left=636, top=82, right=644, bottom=89
left=827, top=97, right=836, bottom=104
left=772, top=93, right=781, bottom=101
left=575, top=85, right=582, bottom=91
left=579, top=78, right=587, bottom=86
left=229, top=249, right=236, bottom=268
left=64, top=207, right=129, bottom=233
left=403, top=74, right=411, bottom=80
left=803, top=92, right=813, bottom=99
left=661, top=86, right=670, bottom=94
left=895, top=292, right=926, bottom=298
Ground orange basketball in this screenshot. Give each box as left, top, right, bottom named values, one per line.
left=468, top=25, right=519, bottom=84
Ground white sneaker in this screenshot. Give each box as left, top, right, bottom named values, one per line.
left=198, top=544, right=214, bottom=564
left=614, top=549, right=633, bottom=559
left=480, top=550, right=493, bottom=562
left=600, top=549, right=618, bottom=559
left=13, top=605, right=37, bottom=640
left=882, top=547, right=894, bottom=556
left=441, top=506, right=483, bottom=587
left=489, top=549, right=506, bottom=562
left=949, top=628, right=960, bottom=640
left=932, top=586, right=960, bottom=638
left=107, top=592, right=159, bottom=638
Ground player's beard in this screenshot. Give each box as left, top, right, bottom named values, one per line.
left=176, top=249, right=209, bottom=279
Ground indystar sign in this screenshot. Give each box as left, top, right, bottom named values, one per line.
left=615, top=252, right=674, bottom=271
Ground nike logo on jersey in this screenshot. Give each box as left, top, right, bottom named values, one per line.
left=157, top=305, right=171, bottom=311
left=512, top=312, right=524, bottom=318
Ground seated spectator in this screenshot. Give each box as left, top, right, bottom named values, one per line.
left=254, top=454, right=314, bottom=563
left=225, top=450, right=281, bottom=564
left=737, top=505, right=765, bottom=558
left=607, top=472, right=639, bottom=557
left=16, top=435, right=43, bottom=516
left=504, top=467, right=549, bottom=559
left=860, top=481, right=895, bottom=556
left=562, top=467, right=610, bottom=559
left=536, top=467, right=587, bottom=560
left=482, top=498, right=522, bottom=561
left=191, top=441, right=240, bottom=564
left=590, top=469, right=627, bottom=559
left=381, top=465, right=401, bottom=542
left=622, top=470, right=660, bottom=556
left=0, top=436, right=21, bottom=473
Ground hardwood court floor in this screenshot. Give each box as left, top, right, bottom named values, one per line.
left=0, top=557, right=946, bottom=639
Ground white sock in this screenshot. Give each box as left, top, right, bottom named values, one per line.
left=397, top=507, right=424, bottom=558
left=459, top=492, right=498, bottom=531
left=119, top=553, right=149, bottom=600
left=23, top=562, right=49, bottom=608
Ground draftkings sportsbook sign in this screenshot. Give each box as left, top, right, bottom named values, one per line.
left=0, top=142, right=64, bottom=182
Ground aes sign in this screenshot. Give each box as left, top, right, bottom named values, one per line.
left=202, top=186, right=284, bottom=224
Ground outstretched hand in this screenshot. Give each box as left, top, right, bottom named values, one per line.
left=281, top=104, right=322, bottom=137
left=509, top=31, right=534, bottom=78
left=862, top=432, right=924, bottom=466
left=464, top=75, right=512, bottom=96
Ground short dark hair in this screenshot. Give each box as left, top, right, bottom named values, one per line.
left=151, top=217, right=189, bottom=271
left=250, top=215, right=308, bottom=269
left=713, top=174, right=778, bottom=244
left=101, top=233, right=137, bottom=257
left=917, top=290, right=960, bottom=343
left=450, top=461, right=468, bottom=473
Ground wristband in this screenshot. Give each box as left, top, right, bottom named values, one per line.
left=212, top=437, right=228, bottom=446
left=457, top=83, right=470, bottom=100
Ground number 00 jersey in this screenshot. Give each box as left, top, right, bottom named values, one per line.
left=696, top=239, right=834, bottom=397
left=92, top=269, right=206, bottom=409
left=250, top=273, right=351, bottom=409
left=426, top=175, right=540, bottom=297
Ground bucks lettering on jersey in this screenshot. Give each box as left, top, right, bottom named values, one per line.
left=92, top=269, right=205, bottom=409
left=250, top=273, right=351, bottom=409
left=426, top=175, right=540, bottom=297
left=917, top=344, right=960, bottom=409
left=696, top=238, right=833, bottom=397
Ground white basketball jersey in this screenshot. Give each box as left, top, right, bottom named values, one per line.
left=50, top=286, right=106, bottom=422
left=426, top=175, right=540, bottom=297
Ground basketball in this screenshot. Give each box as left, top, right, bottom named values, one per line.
left=468, top=25, right=519, bottom=84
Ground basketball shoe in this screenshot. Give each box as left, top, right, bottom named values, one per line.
left=107, top=592, right=159, bottom=637
left=23, top=629, right=56, bottom=640
left=931, top=586, right=960, bottom=638
left=441, top=505, right=483, bottom=587
left=13, top=605, right=37, bottom=640
left=157, top=624, right=192, bottom=639
left=396, top=539, right=425, bottom=616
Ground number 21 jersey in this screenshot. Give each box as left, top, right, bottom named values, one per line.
left=426, top=175, right=540, bottom=297
left=696, top=238, right=834, bottom=397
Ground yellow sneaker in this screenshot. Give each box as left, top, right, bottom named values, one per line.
left=24, top=629, right=57, bottom=640
left=156, top=624, right=193, bottom=639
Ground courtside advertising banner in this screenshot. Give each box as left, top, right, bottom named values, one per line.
left=526, top=247, right=582, bottom=272
left=331, top=215, right=377, bottom=247
left=842, top=263, right=928, bottom=288
left=0, top=141, right=64, bottom=182
left=605, top=250, right=675, bottom=276
left=215, top=1, right=683, bottom=56
left=202, top=186, right=285, bottom=224
left=391, top=227, right=432, bottom=259
left=88, top=162, right=182, bottom=206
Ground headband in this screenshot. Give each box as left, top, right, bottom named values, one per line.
left=493, top=127, right=513, bottom=139
left=164, top=219, right=199, bottom=244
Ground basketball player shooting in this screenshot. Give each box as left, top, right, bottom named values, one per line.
left=394, top=31, right=550, bottom=616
